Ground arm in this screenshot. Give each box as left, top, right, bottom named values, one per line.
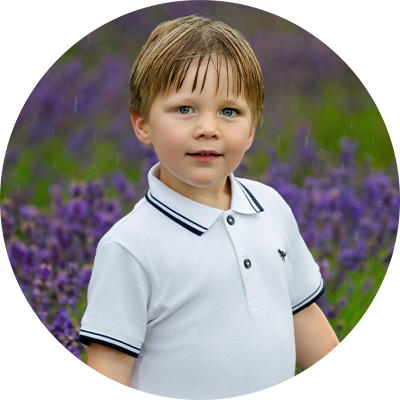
left=86, top=342, right=136, bottom=386
left=293, top=303, right=339, bottom=370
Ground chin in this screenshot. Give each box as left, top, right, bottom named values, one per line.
left=186, top=176, right=227, bottom=189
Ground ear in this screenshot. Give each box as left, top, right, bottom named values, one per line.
left=244, top=124, right=256, bottom=152
left=130, top=112, right=153, bottom=146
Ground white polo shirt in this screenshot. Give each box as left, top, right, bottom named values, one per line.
left=79, top=163, right=325, bottom=399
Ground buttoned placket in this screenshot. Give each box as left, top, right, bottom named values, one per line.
left=222, top=211, right=265, bottom=310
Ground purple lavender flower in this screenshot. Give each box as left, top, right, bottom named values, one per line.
left=113, top=171, right=136, bottom=204
left=47, top=307, right=84, bottom=360
left=1, top=200, right=17, bottom=240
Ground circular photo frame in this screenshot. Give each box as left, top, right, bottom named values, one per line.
left=1, top=1, right=399, bottom=398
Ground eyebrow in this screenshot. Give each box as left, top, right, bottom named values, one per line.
left=165, top=96, right=197, bottom=105
left=218, top=98, right=247, bottom=107
left=165, top=95, right=247, bottom=108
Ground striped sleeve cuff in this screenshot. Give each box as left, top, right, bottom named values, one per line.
left=292, top=277, right=326, bottom=315
left=79, top=329, right=141, bottom=358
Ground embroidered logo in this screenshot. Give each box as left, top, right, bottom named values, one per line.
left=278, top=249, right=287, bottom=262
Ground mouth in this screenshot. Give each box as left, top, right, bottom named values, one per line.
left=187, top=151, right=222, bottom=156
left=186, top=150, right=222, bottom=162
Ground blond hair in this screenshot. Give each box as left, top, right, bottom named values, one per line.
left=129, top=15, right=264, bottom=125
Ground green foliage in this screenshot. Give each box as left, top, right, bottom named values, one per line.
left=329, top=260, right=388, bottom=339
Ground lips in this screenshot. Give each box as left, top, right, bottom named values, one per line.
left=186, top=150, right=222, bottom=162
left=187, top=150, right=222, bottom=156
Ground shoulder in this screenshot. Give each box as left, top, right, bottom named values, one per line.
left=98, top=195, right=159, bottom=250
left=87, top=197, right=158, bottom=284
left=235, top=177, right=291, bottom=213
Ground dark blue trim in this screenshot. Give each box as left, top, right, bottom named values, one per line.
left=147, top=191, right=207, bottom=230
left=145, top=191, right=205, bottom=236
left=79, top=335, right=139, bottom=358
left=292, top=279, right=326, bottom=315
left=148, top=190, right=207, bottom=231
left=79, top=329, right=140, bottom=351
left=236, top=180, right=264, bottom=212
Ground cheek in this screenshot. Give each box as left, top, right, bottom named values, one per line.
left=227, top=131, right=253, bottom=154
left=153, top=129, right=184, bottom=157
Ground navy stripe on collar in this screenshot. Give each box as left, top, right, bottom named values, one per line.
left=145, top=190, right=207, bottom=236
left=236, top=180, right=264, bottom=213
left=145, top=180, right=264, bottom=235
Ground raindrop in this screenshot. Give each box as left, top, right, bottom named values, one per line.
left=93, top=134, right=96, bottom=143
left=74, top=97, right=78, bottom=113
left=308, top=109, right=311, bottom=117
left=338, top=245, right=341, bottom=255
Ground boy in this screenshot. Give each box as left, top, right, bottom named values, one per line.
left=79, top=15, right=339, bottom=399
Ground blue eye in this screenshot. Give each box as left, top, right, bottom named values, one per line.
left=222, top=108, right=237, bottom=117
left=179, top=106, right=192, bottom=114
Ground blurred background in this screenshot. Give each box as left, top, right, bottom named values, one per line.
left=1, top=1, right=398, bottom=371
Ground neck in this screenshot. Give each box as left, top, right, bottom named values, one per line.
left=186, top=178, right=232, bottom=211
left=160, top=172, right=232, bottom=211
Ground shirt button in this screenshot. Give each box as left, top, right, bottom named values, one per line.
left=244, top=259, right=252, bottom=269
left=227, top=215, right=235, bottom=225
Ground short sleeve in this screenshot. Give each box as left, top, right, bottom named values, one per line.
left=79, top=240, right=151, bottom=357
left=284, top=205, right=325, bottom=314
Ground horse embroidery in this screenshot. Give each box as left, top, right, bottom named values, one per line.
left=278, top=249, right=286, bottom=262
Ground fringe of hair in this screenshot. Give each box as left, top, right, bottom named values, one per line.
left=129, top=15, right=264, bottom=125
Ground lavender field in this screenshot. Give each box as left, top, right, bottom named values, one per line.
left=1, top=2, right=399, bottom=366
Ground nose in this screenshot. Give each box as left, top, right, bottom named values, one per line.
left=193, top=112, right=220, bottom=140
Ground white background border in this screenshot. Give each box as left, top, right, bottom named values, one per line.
left=1, top=1, right=399, bottom=398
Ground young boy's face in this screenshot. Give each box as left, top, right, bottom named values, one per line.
left=131, top=56, right=256, bottom=204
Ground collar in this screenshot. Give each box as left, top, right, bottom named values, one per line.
left=145, top=163, right=264, bottom=236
